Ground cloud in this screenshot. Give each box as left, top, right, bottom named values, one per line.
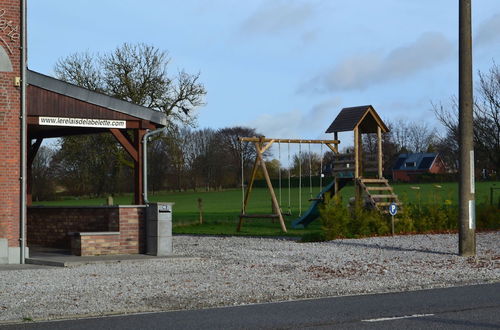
left=302, top=32, right=454, bottom=92
left=240, top=0, right=316, bottom=35
left=248, top=98, right=341, bottom=139
left=475, top=13, right=500, bottom=47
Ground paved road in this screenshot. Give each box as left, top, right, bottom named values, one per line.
left=2, top=283, right=499, bottom=329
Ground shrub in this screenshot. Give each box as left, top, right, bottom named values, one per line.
left=317, top=192, right=499, bottom=241
left=476, top=204, right=500, bottom=230
left=319, top=193, right=350, bottom=240
left=393, top=210, right=415, bottom=233
left=349, top=202, right=390, bottom=237
left=300, top=232, right=326, bottom=242
left=319, top=194, right=390, bottom=240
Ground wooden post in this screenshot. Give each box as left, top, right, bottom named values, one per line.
left=198, top=198, right=204, bottom=224
left=354, top=127, right=363, bottom=204
left=110, top=129, right=143, bottom=204
left=242, top=155, right=259, bottom=214
left=254, top=141, right=287, bottom=232
left=134, top=129, right=145, bottom=205
left=377, top=126, right=383, bottom=179
left=354, top=127, right=360, bottom=178
left=26, top=138, right=43, bottom=206
left=271, top=198, right=277, bottom=223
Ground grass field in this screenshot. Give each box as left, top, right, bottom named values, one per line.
left=33, top=181, right=500, bottom=237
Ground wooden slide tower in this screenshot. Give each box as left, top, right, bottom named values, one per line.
left=325, top=105, right=401, bottom=212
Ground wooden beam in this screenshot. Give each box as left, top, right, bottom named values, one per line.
left=110, top=128, right=138, bottom=162
left=354, top=127, right=360, bottom=178
left=27, top=138, right=43, bottom=168
left=242, top=156, right=259, bottom=214
left=325, top=143, right=339, bottom=154
left=134, top=129, right=145, bottom=205
left=377, top=126, right=383, bottom=178
left=260, top=139, right=275, bottom=153
left=26, top=138, right=43, bottom=207
left=254, top=142, right=287, bottom=233
left=354, top=128, right=362, bottom=205
left=239, top=137, right=340, bottom=145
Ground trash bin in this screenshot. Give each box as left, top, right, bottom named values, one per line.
left=146, top=202, right=174, bottom=256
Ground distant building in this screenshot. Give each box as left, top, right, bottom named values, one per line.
left=392, top=153, right=446, bottom=182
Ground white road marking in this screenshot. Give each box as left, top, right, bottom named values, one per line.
left=362, top=313, right=435, bottom=322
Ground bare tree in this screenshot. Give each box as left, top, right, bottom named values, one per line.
left=55, top=43, right=206, bottom=125
left=407, top=122, right=437, bottom=153
left=387, top=119, right=411, bottom=152
left=213, top=127, right=262, bottom=189
left=291, top=151, right=321, bottom=178
left=433, top=62, right=500, bottom=174
left=52, top=43, right=207, bottom=196
left=54, top=52, right=103, bottom=91
left=385, top=120, right=436, bottom=153
left=31, top=146, right=57, bottom=201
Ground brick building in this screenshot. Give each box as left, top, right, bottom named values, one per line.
left=0, top=0, right=168, bottom=264
left=0, top=0, right=23, bottom=263
left=392, top=152, right=447, bottom=182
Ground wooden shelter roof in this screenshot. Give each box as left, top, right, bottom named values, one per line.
left=27, top=70, right=167, bottom=139
left=325, top=105, right=389, bottom=134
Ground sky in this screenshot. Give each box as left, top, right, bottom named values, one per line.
left=28, top=0, right=500, bottom=146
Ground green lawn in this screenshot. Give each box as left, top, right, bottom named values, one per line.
left=33, top=181, right=500, bottom=237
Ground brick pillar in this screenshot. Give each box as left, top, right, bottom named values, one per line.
left=0, top=1, right=22, bottom=261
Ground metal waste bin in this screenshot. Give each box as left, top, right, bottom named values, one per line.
left=146, top=202, right=174, bottom=256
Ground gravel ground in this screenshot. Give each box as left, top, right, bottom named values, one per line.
left=0, top=232, right=499, bottom=322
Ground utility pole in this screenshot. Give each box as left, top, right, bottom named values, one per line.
left=458, top=0, right=476, bottom=256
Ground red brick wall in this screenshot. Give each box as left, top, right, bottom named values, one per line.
left=118, top=207, right=146, bottom=254
left=27, top=206, right=146, bottom=254
left=0, top=0, right=22, bottom=248
left=429, top=157, right=446, bottom=174
left=71, top=233, right=121, bottom=256
left=27, top=206, right=119, bottom=249
left=392, top=170, right=410, bottom=182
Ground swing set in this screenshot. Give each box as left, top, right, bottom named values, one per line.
left=236, top=105, right=401, bottom=233
left=237, top=137, right=340, bottom=233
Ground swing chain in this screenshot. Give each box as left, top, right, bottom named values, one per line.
left=298, top=142, right=302, bottom=217
left=320, top=143, right=323, bottom=192
left=278, top=142, right=282, bottom=209
left=287, top=143, right=292, bottom=215
left=240, top=139, right=245, bottom=214
left=308, top=143, right=312, bottom=199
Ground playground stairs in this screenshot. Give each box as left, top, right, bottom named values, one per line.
left=357, top=178, right=401, bottom=214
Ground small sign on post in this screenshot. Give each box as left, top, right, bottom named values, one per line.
left=389, top=202, right=398, bottom=236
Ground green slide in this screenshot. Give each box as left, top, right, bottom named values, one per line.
left=291, top=179, right=347, bottom=228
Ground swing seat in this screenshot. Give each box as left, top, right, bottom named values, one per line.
left=308, top=198, right=323, bottom=202
left=239, top=214, right=280, bottom=219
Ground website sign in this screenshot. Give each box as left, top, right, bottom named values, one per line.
left=39, top=116, right=126, bottom=129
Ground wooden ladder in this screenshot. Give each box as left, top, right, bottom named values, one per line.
left=357, top=178, right=401, bottom=213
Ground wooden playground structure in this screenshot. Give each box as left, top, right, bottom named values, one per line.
left=238, top=105, right=401, bottom=233
left=237, top=137, right=340, bottom=233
